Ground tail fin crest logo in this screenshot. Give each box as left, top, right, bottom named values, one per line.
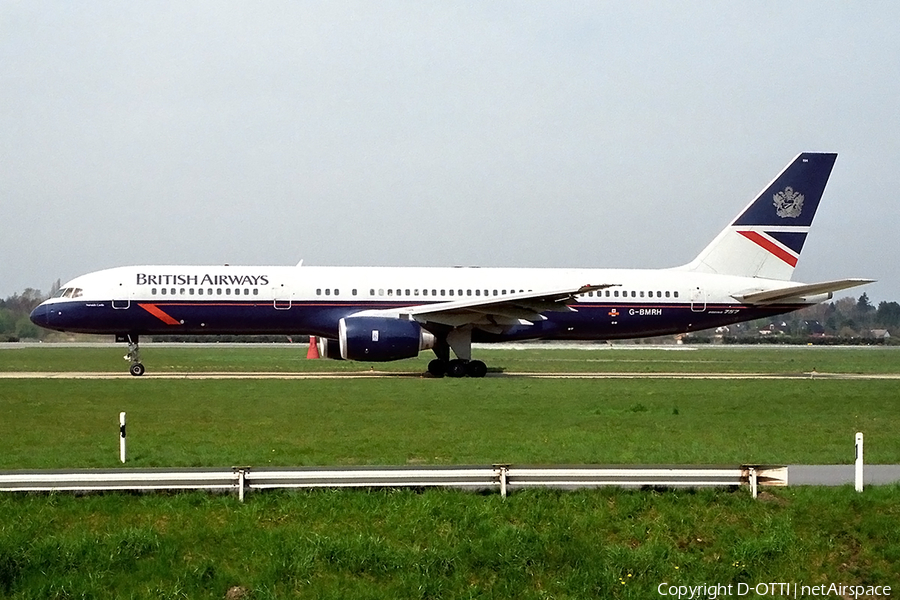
left=773, top=187, right=804, bottom=218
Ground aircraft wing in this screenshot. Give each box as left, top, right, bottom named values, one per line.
left=731, top=278, right=875, bottom=305
left=353, top=284, right=618, bottom=331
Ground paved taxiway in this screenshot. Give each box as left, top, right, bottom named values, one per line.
left=2, top=371, right=900, bottom=380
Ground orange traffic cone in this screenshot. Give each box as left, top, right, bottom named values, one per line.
left=307, top=336, right=320, bottom=359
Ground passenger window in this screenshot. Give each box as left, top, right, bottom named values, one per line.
left=674, top=291, right=679, bottom=298
left=189, top=288, right=195, bottom=295
left=432, top=289, right=437, bottom=296
left=415, top=289, right=420, bottom=296
left=244, top=289, right=249, bottom=295
left=171, top=288, right=176, bottom=295
left=325, top=289, right=330, bottom=296
left=160, top=288, right=166, bottom=295
left=467, top=290, right=472, bottom=296
left=475, top=290, right=481, bottom=296
left=216, top=288, right=221, bottom=295
left=226, top=289, right=231, bottom=295
left=657, top=291, right=662, bottom=298
left=448, top=290, right=454, bottom=296
left=378, top=289, right=384, bottom=296
left=631, top=291, right=636, bottom=298
left=334, top=289, right=340, bottom=296
left=387, top=289, right=393, bottom=296
left=665, top=291, right=671, bottom=298
left=614, top=291, right=619, bottom=297
left=152, top=288, right=157, bottom=295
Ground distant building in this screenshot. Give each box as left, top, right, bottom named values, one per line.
left=804, top=320, right=826, bottom=335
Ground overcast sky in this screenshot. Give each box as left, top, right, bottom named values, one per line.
left=2, top=2, right=897, bottom=302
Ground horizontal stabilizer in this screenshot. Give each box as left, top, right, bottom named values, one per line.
left=732, top=278, right=875, bottom=304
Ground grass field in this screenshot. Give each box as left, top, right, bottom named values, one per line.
left=1, top=487, right=898, bottom=599
left=1, top=378, right=899, bottom=468
left=0, top=345, right=898, bottom=597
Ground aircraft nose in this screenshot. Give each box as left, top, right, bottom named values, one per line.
left=29, top=303, right=51, bottom=327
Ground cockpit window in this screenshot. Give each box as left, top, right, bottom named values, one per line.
left=55, top=287, right=84, bottom=299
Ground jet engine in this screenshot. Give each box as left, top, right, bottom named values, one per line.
left=337, top=317, right=435, bottom=361
left=315, top=337, right=343, bottom=360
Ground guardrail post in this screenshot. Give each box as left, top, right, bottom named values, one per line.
left=494, top=464, right=509, bottom=498
left=855, top=432, right=864, bottom=493
left=119, top=412, right=126, bottom=464
left=749, top=467, right=758, bottom=499
left=234, top=467, right=250, bottom=502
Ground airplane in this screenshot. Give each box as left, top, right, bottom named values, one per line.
left=30, top=152, right=872, bottom=377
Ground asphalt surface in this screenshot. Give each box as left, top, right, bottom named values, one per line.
left=2, top=371, right=900, bottom=380
left=788, top=465, right=900, bottom=486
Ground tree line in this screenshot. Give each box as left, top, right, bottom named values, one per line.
left=0, top=288, right=47, bottom=341
left=1, top=286, right=898, bottom=343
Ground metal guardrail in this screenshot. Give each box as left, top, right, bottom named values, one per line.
left=0, top=464, right=787, bottom=500
left=0, top=468, right=237, bottom=493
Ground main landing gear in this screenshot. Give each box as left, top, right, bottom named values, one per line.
left=121, top=334, right=145, bottom=376
left=427, top=358, right=487, bottom=378
left=427, top=326, right=488, bottom=378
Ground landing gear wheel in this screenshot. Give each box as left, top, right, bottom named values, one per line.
left=466, top=360, right=487, bottom=378
left=446, top=359, right=467, bottom=378
left=427, top=359, right=447, bottom=378
left=129, top=362, right=145, bottom=377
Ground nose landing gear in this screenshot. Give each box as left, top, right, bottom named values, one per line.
left=120, top=334, right=145, bottom=376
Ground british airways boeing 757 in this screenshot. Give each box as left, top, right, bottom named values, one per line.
left=30, top=153, right=872, bottom=377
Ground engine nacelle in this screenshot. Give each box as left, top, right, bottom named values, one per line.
left=315, top=337, right=343, bottom=360
left=338, top=317, right=435, bottom=362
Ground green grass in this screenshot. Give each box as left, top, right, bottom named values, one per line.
left=1, top=487, right=898, bottom=599
left=1, top=378, right=898, bottom=468
left=2, top=344, right=899, bottom=373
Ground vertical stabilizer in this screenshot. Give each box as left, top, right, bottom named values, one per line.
left=681, top=152, right=837, bottom=280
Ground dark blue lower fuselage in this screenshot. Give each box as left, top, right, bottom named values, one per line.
left=30, top=299, right=801, bottom=342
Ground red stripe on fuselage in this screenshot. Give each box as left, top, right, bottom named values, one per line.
left=737, top=231, right=798, bottom=267
left=138, top=303, right=181, bottom=325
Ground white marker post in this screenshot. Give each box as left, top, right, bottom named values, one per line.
left=855, top=432, right=863, bottom=492
left=119, top=412, right=127, bottom=464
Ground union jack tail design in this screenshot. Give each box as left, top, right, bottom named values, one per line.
left=682, top=152, right=837, bottom=280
